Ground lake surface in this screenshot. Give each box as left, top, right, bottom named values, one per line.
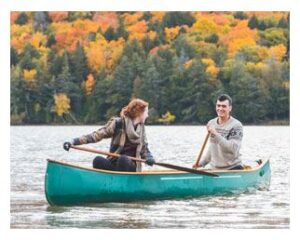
left=10, top=126, right=289, bottom=228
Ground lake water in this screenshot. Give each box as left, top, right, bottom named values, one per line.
left=10, top=126, right=289, bottom=228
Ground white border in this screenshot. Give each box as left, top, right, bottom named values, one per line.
left=2, top=0, right=299, bottom=239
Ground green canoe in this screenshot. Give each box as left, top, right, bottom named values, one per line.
left=45, top=159, right=271, bottom=206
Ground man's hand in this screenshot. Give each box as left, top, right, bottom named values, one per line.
left=192, top=163, right=202, bottom=169
left=207, top=123, right=218, bottom=136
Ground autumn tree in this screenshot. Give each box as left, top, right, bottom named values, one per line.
left=15, top=12, right=29, bottom=25
left=162, top=12, right=196, bottom=28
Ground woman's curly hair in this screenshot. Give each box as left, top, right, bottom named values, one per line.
left=120, top=98, right=149, bottom=119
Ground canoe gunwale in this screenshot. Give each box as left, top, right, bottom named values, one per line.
left=46, top=158, right=269, bottom=175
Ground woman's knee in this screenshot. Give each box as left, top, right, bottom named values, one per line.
left=93, top=156, right=106, bottom=169
left=117, top=155, right=136, bottom=172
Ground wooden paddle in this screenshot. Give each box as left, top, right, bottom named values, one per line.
left=193, top=132, right=210, bottom=169
left=70, top=145, right=218, bottom=177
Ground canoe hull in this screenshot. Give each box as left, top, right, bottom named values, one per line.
left=45, top=159, right=271, bottom=206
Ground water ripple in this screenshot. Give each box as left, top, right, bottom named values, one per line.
left=10, top=126, right=289, bottom=228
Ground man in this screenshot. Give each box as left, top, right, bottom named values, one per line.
left=193, top=94, right=244, bottom=170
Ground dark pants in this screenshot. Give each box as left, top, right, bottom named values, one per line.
left=93, top=155, right=136, bottom=172
left=229, top=165, right=244, bottom=170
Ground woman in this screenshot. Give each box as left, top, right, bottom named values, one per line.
left=63, top=98, right=155, bottom=172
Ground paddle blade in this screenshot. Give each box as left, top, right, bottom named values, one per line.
left=154, top=162, right=218, bottom=177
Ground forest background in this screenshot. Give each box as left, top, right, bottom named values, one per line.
left=10, top=11, right=290, bottom=125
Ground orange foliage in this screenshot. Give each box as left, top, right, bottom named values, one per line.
left=150, top=12, right=165, bottom=23
left=212, top=13, right=232, bottom=26
left=123, top=12, right=143, bottom=26
left=92, top=12, right=119, bottom=32
left=149, top=46, right=159, bottom=55
left=51, top=21, right=90, bottom=52
left=48, top=12, right=68, bottom=22
left=220, top=20, right=258, bottom=57
left=10, top=12, right=19, bottom=24
left=84, top=74, right=95, bottom=95
left=127, top=20, right=148, bottom=40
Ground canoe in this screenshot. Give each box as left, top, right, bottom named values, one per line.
left=45, top=159, right=271, bottom=206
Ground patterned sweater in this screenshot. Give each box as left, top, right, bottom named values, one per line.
left=200, top=116, right=243, bottom=169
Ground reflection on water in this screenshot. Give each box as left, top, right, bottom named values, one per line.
left=10, top=126, right=289, bottom=228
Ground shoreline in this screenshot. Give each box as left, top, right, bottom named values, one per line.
left=10, top=120, right=290, bottom=127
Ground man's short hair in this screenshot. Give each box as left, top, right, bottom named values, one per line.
left=217, top=94, right=232, bottom=106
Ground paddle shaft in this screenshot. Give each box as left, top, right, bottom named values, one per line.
left=194, top=132, right=210, bottom=168
left=70, top=145, right=218, bottom=177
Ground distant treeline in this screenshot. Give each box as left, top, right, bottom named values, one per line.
left=10, top=11, right=289, bottom=125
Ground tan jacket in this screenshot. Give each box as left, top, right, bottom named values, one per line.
left=72, top=117, right=153, bottom=171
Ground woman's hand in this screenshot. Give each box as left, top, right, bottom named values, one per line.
left=63, top=142, right=72, bottom=151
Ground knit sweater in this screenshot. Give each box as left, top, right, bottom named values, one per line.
left=200, top=116, right=243, bottom=169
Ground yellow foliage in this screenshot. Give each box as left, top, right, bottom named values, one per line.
left=269, top=44, right=286, bottom=62
left=201, top=58, right=219, bottom=80
left=11, top=24, right=34, bottom=53
left=73, top=19, right=99, bottom=33
left=85, top=40, right=106, bottom=72
left=34, top=103, right=41, bottom=113
left=85, top=74, right=95, bottom=95
left=31, top=32, right=47, bottom=48
left=53, top=94, right=70, bottom=117
left=192, top=16, right=218, bottom=35
left=158, top=111, right=176, bottom=124
left=246, top=12, right=288, bottom=21
left=201, top=58, right=215, bottom=66
left=165, top=26, right=180, bottom=43
left=256, top=62, right=267, bottom=71
left=282, top=81, right=289, bottom=90
left=85, top=38, right=124, bottom=73
left=23, top=69, right=37, bottom=84
left=206, top=65, right=220, bottom=78
left=227, top=37, right=257, bottom=58
left=258, top=46, right=269, bottom=60
left=184, top=60, right=193, bottom=69
left=147, top=31, right=157, bottom=40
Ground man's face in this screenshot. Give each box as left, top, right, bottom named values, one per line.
left=216, top=100, right=232, bottom=118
